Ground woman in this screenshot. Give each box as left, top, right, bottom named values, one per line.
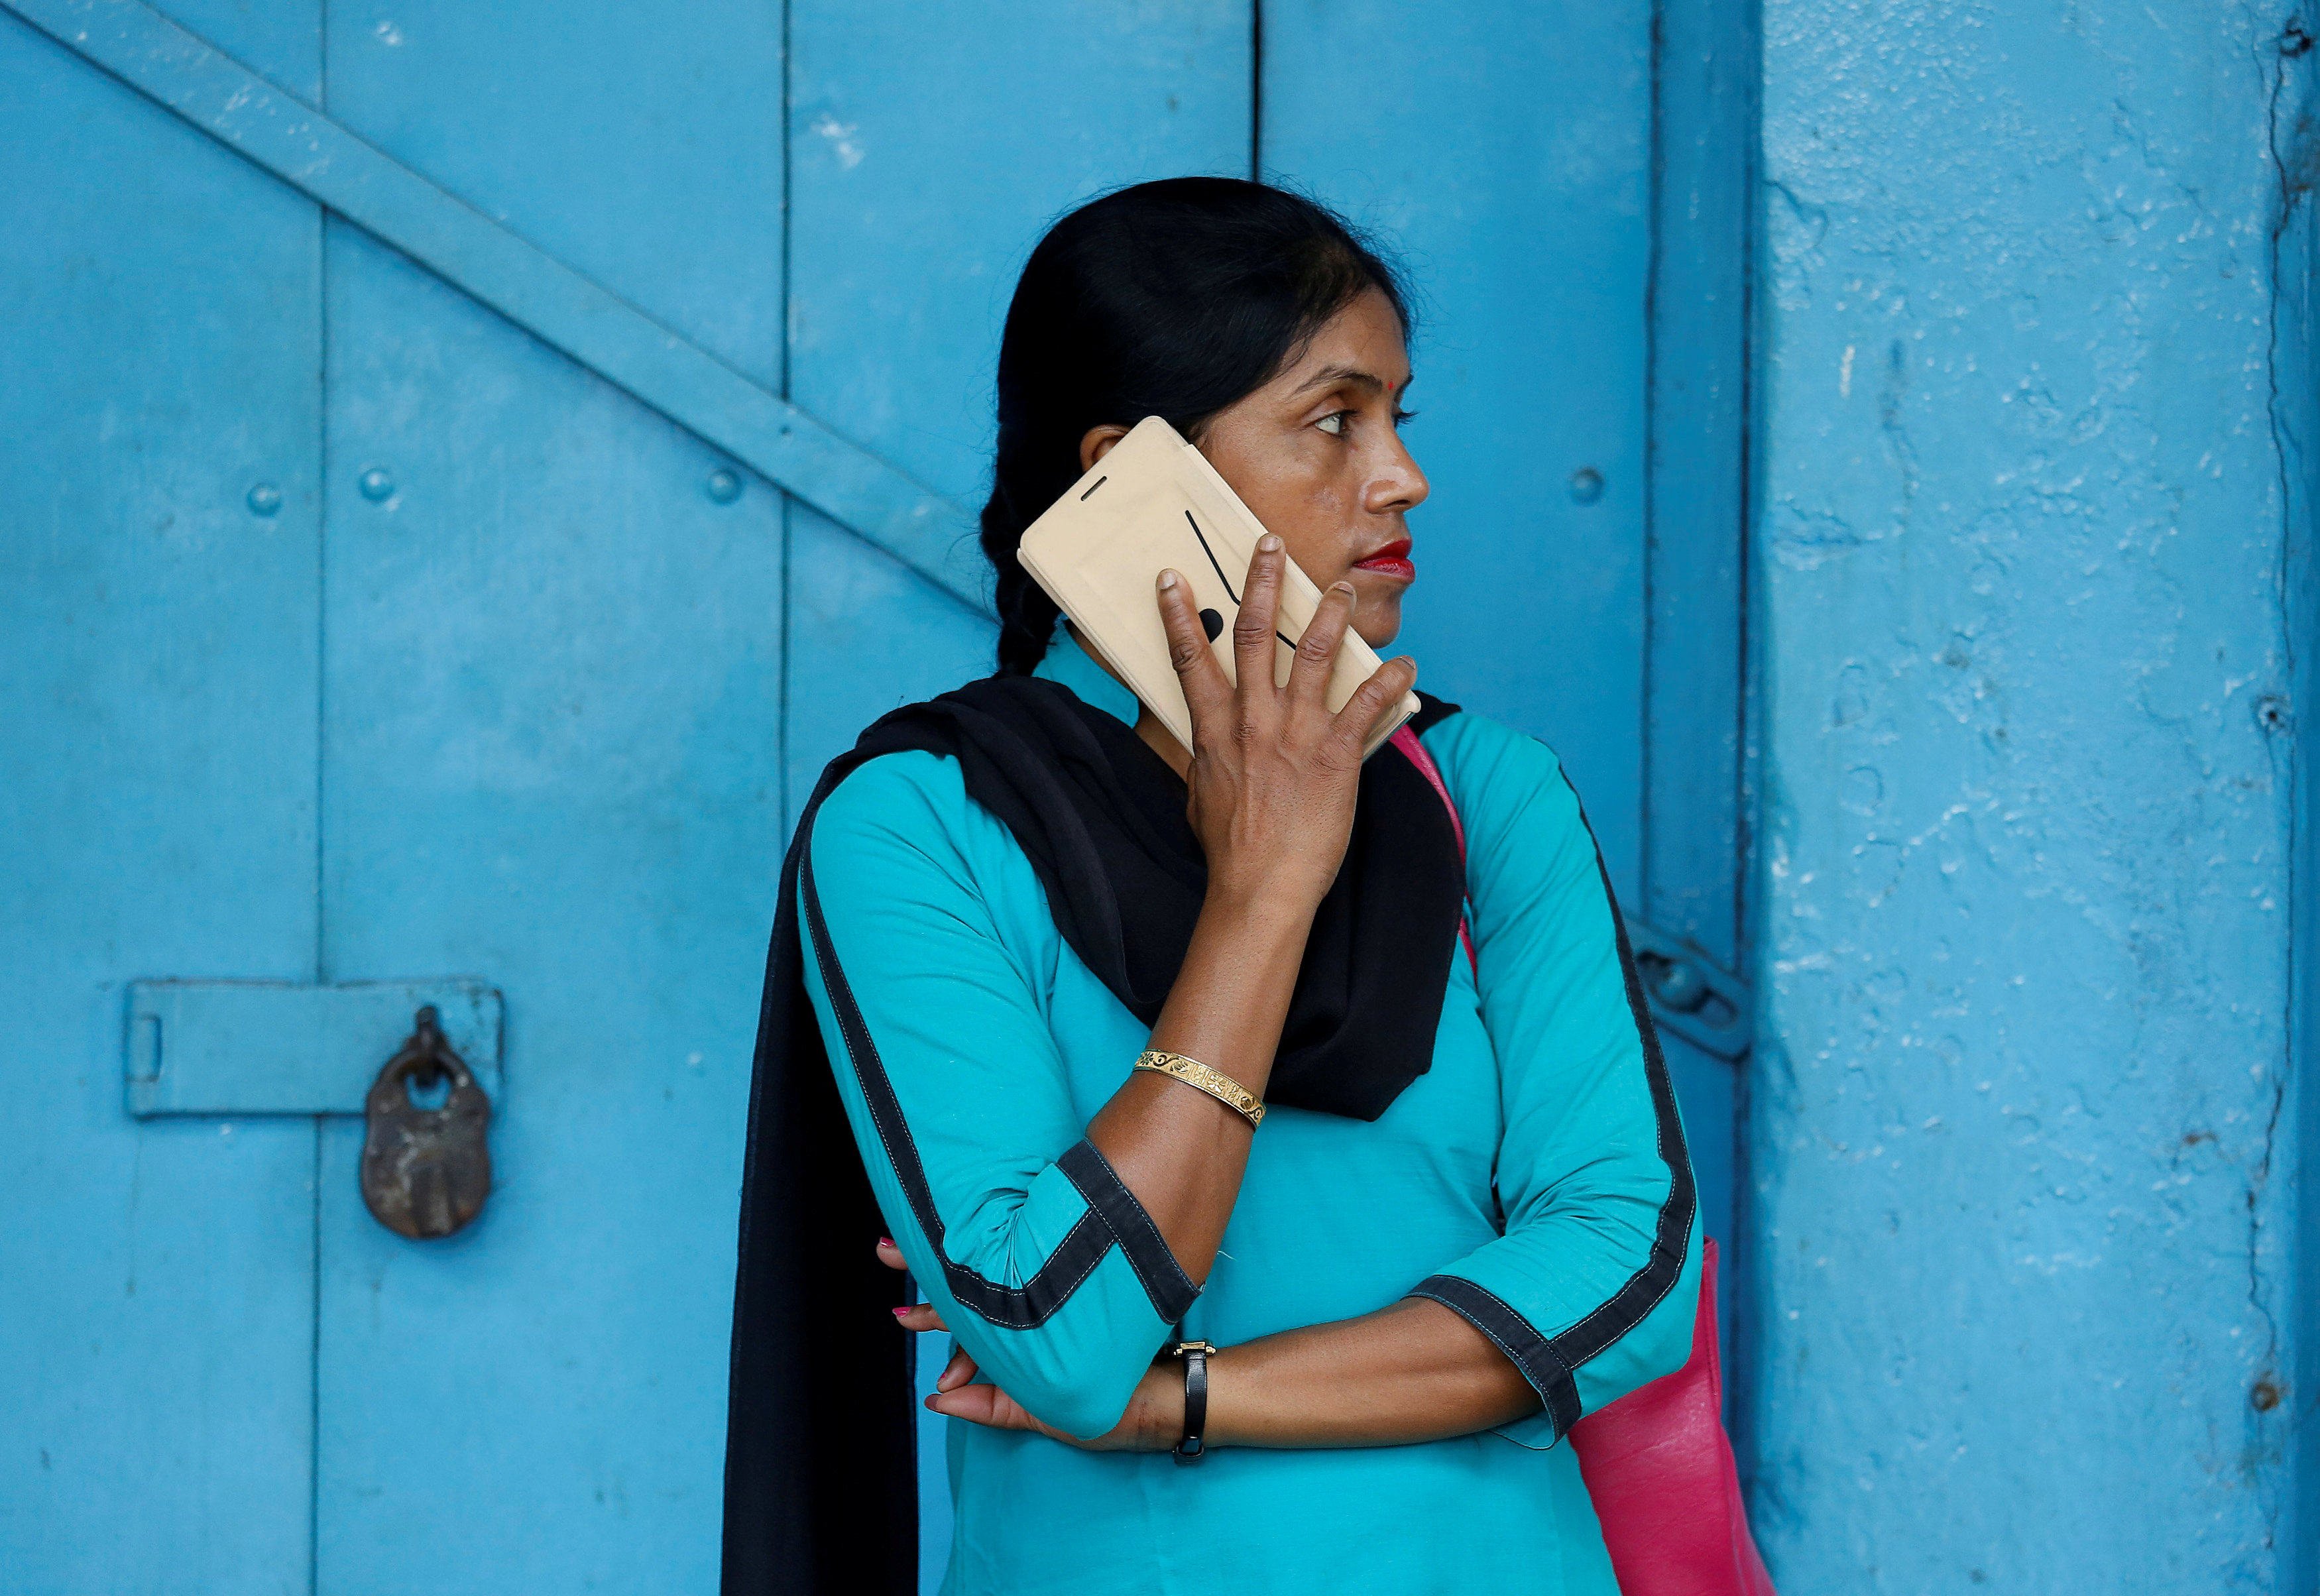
left=723, top=178, right=1700, bottom=1596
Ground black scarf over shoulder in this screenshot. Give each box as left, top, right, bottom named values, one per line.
left=721, top=672, right=1463, bottom=1595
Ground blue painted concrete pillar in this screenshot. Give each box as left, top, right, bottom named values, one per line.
left=1748, top=3, right=2316, bottom=1588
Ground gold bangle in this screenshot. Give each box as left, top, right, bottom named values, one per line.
left=1133, top=1051, right=1265, bottom=1127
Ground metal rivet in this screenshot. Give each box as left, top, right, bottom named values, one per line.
left=706, top=468, right=742, bottom=504
left=1568, top=467, right=1604, bottom=505
left=2252, top=1377, right=2282, bottom=1412
left=246, top=482, right=282, bottom=517
left=358, top=467, right=395, bottom=502
left=2254, top=694, right=2290, bottom=734
left=1649, top=958, right=1710, bottom=1013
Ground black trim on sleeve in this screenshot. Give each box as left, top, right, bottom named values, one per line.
left=799, top=838, right=1199, bottom=1331
left=1409, top=1274, right=1583, bottom=1437
left=1058, top=1139, right=1200, bottom=1324
left=1551, top=771, right=1697, bottom=1367
left=1404, top=768, right=1696, bottom=1437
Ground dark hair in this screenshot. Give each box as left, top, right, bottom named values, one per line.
left=981, top=177, right=1410, bottom=674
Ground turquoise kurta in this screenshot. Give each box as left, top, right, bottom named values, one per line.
left=797, top=634, right=1701, bottom=1596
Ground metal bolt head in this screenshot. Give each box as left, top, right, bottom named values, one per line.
left=246, top=482, right=282, bottom=517
left=1651, top=957, right=1711, bottom=1013
left=358, top=467, right=395, bottom=502
left=1568, top=467, right=1604, bottom=504
left=706, top=468, right=742, bottom=504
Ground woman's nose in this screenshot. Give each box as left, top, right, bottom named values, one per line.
left=1369, top=436, right=1430, bottom=514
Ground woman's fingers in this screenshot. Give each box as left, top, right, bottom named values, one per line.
left=924, top=1349, right=1061, bottom=1442
left=925, top=1380, right=1046, bottom=1436
left=936, top=1345, right=978, bottom=1393
left=1330, top=655, right=1419, bottom=752
left=1288, top=580, right=1357, bottom=711
left=1232, top=536, right=1287, bottom=706
left=874, top=1237, right=949, bottom=1332
left=893, top=1302, right=947, bottom=1333
left=1155, top=569, right=1233, bottom=730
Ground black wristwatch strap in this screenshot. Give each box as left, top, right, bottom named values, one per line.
left=1172, top=1340, right=1216, bottom=1463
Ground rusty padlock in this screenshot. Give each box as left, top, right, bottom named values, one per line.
left=360, top=1005, right=493, bottom=1239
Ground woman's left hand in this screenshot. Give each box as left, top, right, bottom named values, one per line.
left=876, top=1238, right=1181, bottom=1452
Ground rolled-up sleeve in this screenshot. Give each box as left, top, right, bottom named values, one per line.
left=797, top=752, right=1196, bottom=1440
left=1404, top=716, right=1703, bottom=1450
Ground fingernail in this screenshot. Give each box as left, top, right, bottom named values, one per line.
left=1259, top=534, right=1282, bottom=552
left=1332, top=581, right=1355, bottom=596
left=1158, top=569, right=1179, bottom=590
left=892, top=1306, right=910, bottom=1318
left=878, top=1236, right=894, bottom=1248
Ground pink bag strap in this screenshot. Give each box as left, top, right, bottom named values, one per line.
left=1389, top=723, right=1478, bottom=975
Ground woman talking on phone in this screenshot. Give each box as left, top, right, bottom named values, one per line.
left=723, top=178, right=1704, bottom=1596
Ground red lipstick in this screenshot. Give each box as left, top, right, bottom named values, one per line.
left=1352, top=538, right=1415, bottom=583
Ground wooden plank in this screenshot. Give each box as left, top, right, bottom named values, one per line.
left=310, top=3, right=788, bottom=1586
left=0, top=0, right=988, bottom=610
left=1260, top=0, right=1742, bottom=1270
left=126, top=980, right=503, bottom=1115
left=1643, top=0, right=1760, bottom=1369
left=1645, top=0, right=1755, bottom=971
left=783, top=7, right=1252, bottom=1581
left=783, top=0, right=1252, bottom=817
left=0, top=7, right=321, bottom=1585
left=1262, top=0, right=1656, bottom=903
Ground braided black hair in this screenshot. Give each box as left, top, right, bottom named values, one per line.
left=981, top=178, right=1409, bottom=674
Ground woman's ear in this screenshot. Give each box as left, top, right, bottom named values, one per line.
left=1078, top=424, right=1131, bottom=472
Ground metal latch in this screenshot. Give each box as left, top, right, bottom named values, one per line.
left=124, top=980, right=502, bottom=1115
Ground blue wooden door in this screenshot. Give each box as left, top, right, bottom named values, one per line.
left=0, top=1, right=1749, bottom=1591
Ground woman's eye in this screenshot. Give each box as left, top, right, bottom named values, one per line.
left=1315, top=411, right=1351, bottom=436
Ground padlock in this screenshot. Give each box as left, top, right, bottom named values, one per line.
left=360, top=1005, right=493, bottom=1239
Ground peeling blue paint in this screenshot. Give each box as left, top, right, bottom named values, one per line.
left=1749, top=3, right=2314, bottom=1589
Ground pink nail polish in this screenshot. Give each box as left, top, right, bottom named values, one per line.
left=892, top=1306, right=910, bottom=1318
left=878, top=1237, right=894, bottom=1249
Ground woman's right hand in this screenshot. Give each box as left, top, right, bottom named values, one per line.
left=1078, top=536, right=1411, bottom=1283
left=1153, top=534, right=1417, bottom=913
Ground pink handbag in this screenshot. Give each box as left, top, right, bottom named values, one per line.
left=1390, top=726, right=1775, bottom=1596
left=1570, top=1239, right=1773, bottom=1595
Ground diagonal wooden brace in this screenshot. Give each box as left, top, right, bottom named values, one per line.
left=3, top=0, right=992, bottom=614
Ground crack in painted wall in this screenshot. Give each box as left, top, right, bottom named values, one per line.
left=2257, top=11, right=2320, bottom=1591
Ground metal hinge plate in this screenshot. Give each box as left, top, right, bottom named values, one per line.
left=1623, top=921, right=1753, bottom=1062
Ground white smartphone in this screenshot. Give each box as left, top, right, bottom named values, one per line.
left=1015, top=415, right=1418, bottom=757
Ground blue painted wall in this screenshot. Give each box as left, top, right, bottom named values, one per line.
left=1747, top=3, right=2317, bottom=1589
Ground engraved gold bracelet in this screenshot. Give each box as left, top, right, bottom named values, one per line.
left=1133, top=1050, right=1265, bottom=1127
